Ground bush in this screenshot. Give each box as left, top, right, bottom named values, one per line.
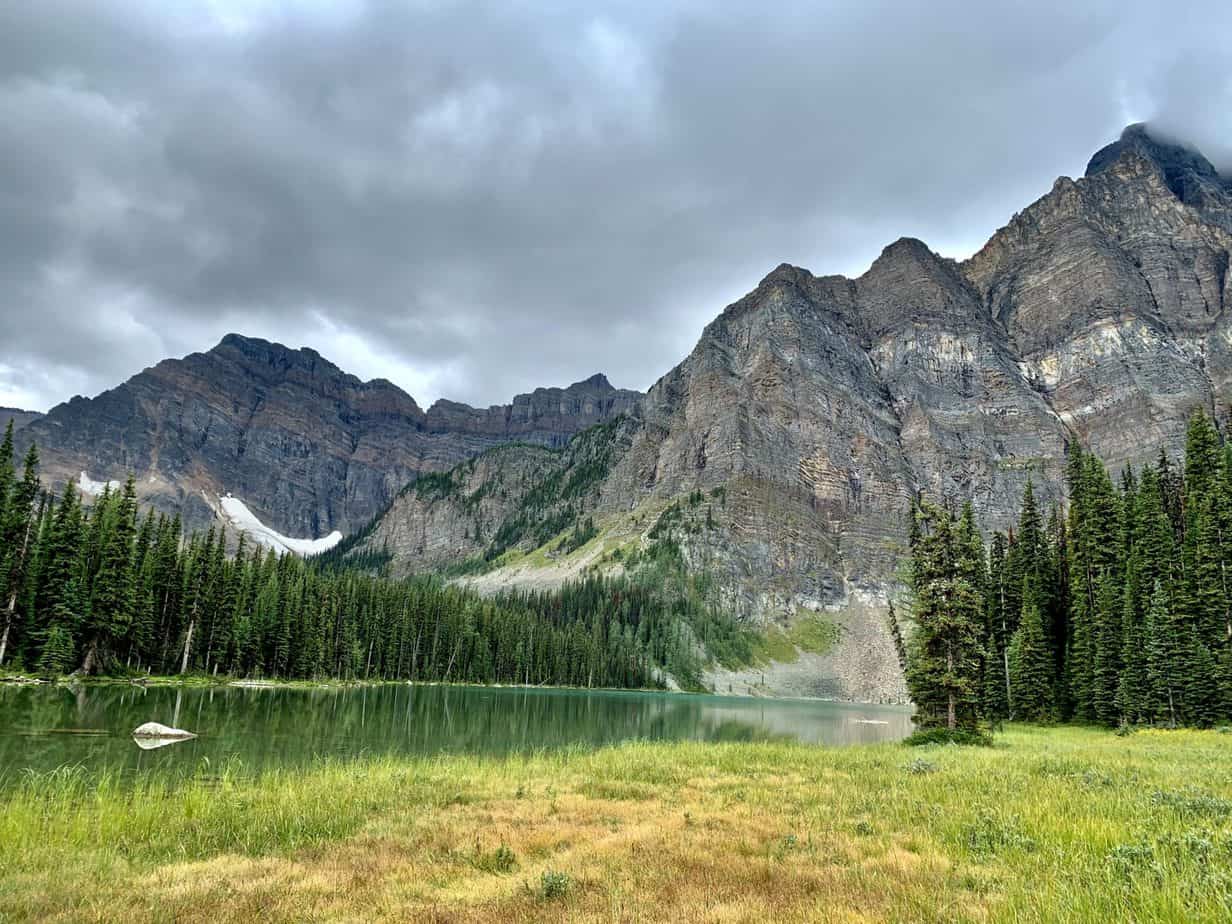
left=538, top=870, right=572, bottom=900
left=904, top=727, right=993, bottom=747
left=1149, top=788, right=1232, bottom=821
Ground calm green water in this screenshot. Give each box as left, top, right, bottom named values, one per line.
left=0, top=683, right=912, bottom=782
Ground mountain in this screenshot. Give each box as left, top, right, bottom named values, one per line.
left=0, top=408, right=43, bottom=432
left=343, top=124, right=1232, bottom=701
left=15, top=333, right=638, bottom=540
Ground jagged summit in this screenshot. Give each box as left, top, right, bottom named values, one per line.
left=210, top=332, right=416, bottom=399
left=16, top=333, right=641, bottom=538
left=574, top=372, right=613, bottom=390
left=1086, top=122, right=1227, bottom=204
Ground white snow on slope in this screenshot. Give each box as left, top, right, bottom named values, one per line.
left=78, top=472, right=121, bottom=497
left=219, top=494, right=342, bottom=556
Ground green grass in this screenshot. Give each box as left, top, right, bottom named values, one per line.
left=788, top=612, right=840, bottom=655
left=747, top=613, right=840, bottom=665
left=1, top=726, right=1230, bottom=921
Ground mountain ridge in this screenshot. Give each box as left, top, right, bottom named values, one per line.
left=15, top=332, right=639, bottom=539
left=340, top=123, right=1232, bottom=700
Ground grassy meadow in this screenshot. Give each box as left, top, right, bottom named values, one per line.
left=1, top=725, right=1230, bottom=922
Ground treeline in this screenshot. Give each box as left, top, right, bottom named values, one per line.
left=0, top=423, right=734, bottom=688
left=906, top=410, right=1232, bottom=731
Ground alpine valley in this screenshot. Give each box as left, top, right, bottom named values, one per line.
left=12, top=124, right=1232, bottom=701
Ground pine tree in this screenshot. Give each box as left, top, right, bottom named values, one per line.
left=23, top=484, right=85, bottom=669
left=1045, top=505, right=1070, bottom=710
left=982, top=532, right=1011, bottom=722
left=0, top=421, right=15, bottom=530
left=37, top=624, right=76, bottom=674
left=1182, top=409, right=1221, bottom=517
left=1145, top=580, right=1184, bottom=727
left=1008, top=578, right=1055, bottom=721
left=1116, top=575, right=1149, bottom=724
left=904, top=501, right=985, bottom=731
left=0, top=444, right=40, bottom=666
left=80, top=476, right=138, bottom=673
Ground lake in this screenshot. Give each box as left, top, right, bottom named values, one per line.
left=0, top=682, right=912, bottom=782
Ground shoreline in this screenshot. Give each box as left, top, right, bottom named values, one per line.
left=0, top=670, right=911, bottom=707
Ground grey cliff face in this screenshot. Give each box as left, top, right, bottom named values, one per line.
left=965, top=124, right=1232, bottom=477
left=424, top=373, right=639, bottom=449
left=353, top=124, right=1232, bottom=701
left=0, top=408, right=43, bottom=433
left=16, top=333, right=637, bottom=538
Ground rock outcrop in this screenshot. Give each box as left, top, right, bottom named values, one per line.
left=16, top=334, right=637, bottom=537
left=351, top=124, right=1232, bottom=701
left=0, top=408, right=43, bottom=432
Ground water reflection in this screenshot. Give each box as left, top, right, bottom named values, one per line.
left=0, top=682, right=912, bottom=783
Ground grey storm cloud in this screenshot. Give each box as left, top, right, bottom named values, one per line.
left=2, top=0, right=1231, bottom=412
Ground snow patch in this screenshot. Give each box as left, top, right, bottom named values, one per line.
left=78, top=472, right=120, bottom=497
left=219, top=494, right=342, bottom=556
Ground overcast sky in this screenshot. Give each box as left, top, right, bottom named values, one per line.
left=3, top=1, right=1231, bottom=413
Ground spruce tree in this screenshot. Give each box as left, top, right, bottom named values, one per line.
left=0, top=444, right=40, bottom=665
left=1086, top=573, right=1119, bottom=725
left=24, top=484, right=85, bottom=669
left=0, top=421, right=15, bottom=528
left=1116, top=575, right=1149, bottom=724
left=904, top=501, right=985, bottom=731
left=982, top=532, right=1011, bottom=722
left=1145, top=580, right=1184, bottom=727
left=80, top=476, right=138, bottom=673
left=1008, top=578, right=1055, bottom=721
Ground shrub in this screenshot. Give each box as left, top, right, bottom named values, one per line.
left=539, top=870, right=572, bottom=900
left=1149, top=788, right=1232, bottom=821
left=904, top=727, right=993, bottom=747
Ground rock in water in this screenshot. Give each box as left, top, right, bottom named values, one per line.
left=131, top=721, right=196, bottom=740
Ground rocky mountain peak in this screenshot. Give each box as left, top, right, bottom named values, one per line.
left=575, top=372, right=614, bottom=390
left=755, top=262, right=815, bottom=290
left=208, top=332, right=369, bottom=391
left=16, top=333, right=641, bottom=538
left=856, top=236, right=983, bottom=338
left=1086, top=122, right=1227, bottom=206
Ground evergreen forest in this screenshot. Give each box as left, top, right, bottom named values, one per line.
left=0, top=423, right=742, bottom=688
left=906, top=409, right=1232, bottom=730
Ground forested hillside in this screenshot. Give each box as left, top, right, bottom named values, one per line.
left=0, top=421, right=750, bottom=689
left=906, top=410, right=1232, bottom=730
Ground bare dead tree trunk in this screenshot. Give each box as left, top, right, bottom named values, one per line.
left=947, top=642, right=957, bottom=730
left=0, top=514, right=36, bottom=667
left=180, top=619, right=195, bottom=674
left=443, top=640, right=460, bottom=683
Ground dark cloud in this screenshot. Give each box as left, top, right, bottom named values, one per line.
left=2, top=1, right=1231, bottom=411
